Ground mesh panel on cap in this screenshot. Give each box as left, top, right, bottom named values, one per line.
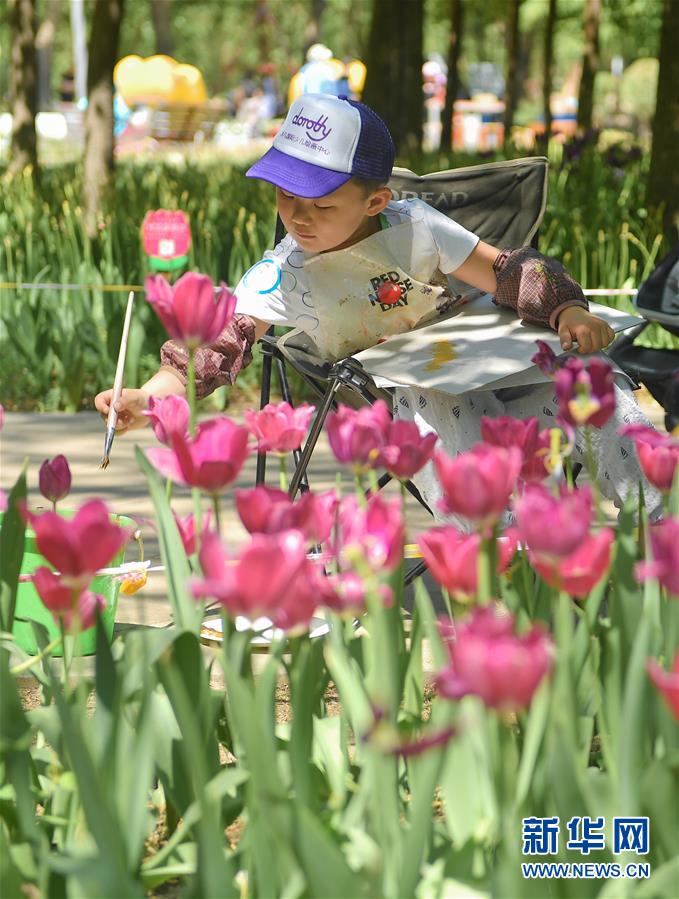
left=346, top=99, right=395, bottom=183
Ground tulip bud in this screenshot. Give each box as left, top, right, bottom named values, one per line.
left=39, top=455, right=72, bottom=507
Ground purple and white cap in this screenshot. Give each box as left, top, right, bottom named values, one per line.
left=246, top=94, right=395, bottom=198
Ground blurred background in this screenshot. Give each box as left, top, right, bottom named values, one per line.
left=1, top=0, right=677, bottom=414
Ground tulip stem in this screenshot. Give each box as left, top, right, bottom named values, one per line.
left=10, top=635, right=63, bottom=674
left=279, top=455, right=288, bottom=492
left=211, top=493, right=222, bottom=537
left=583, top=426, right=603, bottom=523
left=187, top=347, right=197, bottom=438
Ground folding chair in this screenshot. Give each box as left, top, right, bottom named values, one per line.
left=255, top=156, right=549, bottom=581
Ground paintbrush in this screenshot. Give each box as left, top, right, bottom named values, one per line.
left=100, top=290, right=135, bottom=469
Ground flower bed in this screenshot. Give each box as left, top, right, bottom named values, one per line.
left=1, top=276, right=677, bottom=898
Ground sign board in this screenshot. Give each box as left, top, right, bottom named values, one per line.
left=142, top=210, right=191, bottom=272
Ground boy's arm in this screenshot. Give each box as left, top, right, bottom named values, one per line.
left=449, top=241, right=614, bottom=353
left=94, top=315, right=270, bottom=433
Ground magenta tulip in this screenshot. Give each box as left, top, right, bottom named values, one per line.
left=0, top=490, right=7, bottom=513
left=647, top=654, right=679, bottom=721
left=417, top=527, right=518, bottom=599
left=320, top=570, right=393, bottom=615
left=480, top=415, right=552, bottom=484
left=326, top=400, right=391, bottom=471
left=147, top=416, right=251, bottom=493
left=513, top=484, right=592, bottom=561
left=244, top=401, right=315, bottom=454
left=0, top=403, right=4, bottom=429
left=434, top=444, right=522, bottom=527
left=333, top=493, right=404, bottom=572
left=173, top=510, right=211, bottom=556
left=25, top=500, right=130, bottom=584
left=192, top=529, right=316, bottom=630
left=555, top=357, right=616, bottom=428
left=435, top=605, right=554, bottom=710
left=619, top=424, right=678, bottom=493
left=636, top=518, right=679, bottom=596
left=235, top=486, right=337, bottom=544
left=38, top=455, right=72, bottom=507
left=144, top=395, right=190, bottom=446
left=532, top=528, right=615, bottom=598
left=33, top=567, right=105, bottom=631
left=376, top=419, right=438, bottom=480
left=145, top=272, right=236, bottom=348
left=531, top=340, right=560, bottom=376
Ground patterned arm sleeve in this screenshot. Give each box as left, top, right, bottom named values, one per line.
left=492, top=247, right=588, bottom=330
left=159, top=314, right=257, bottom=399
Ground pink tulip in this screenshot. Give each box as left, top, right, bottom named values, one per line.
left=320, top=570, right=393, bottom=614
left=376, top=419, right=438, bottom=480
left=480, top=415, right=552, bottom=484
left=25, top=500, right=130, bottom=584
left=326, top=400, right=391, bottom=471
left=235, top=486, right=337, bottom=544
left=333, top=494, right=404, bottom=572
left=147, top=416, right=251, bottom=493
left=531, top=340, right=560, bottom=376
left=513, top=484, right=592, bottom=561
left=532, top=528, right=615, bottom=598
left=434, top=444, right=522, bottom=527
left=244, top=401, right=315, bottom=454
left=435, top=605, right=554, bottom=710
left=0, top=490, right=8, bottom=513
left=417, top=527, right=518, bottom=599
left=145, top=272, right=236, bottom=348
left=635, top=518, right=679, bottom=596
left=619, top=425, right=678, bottom=493
left=0, top=403, right=4, bottom=429
left=192, top=529, right=316, bottom=630
left=38, top=455, right=72, bottom=506
left=144, top=395, right=190, bottom=446
left=555, top=357, right=616, bottom=428
left=173, top=510, right=211, bottom=556
left=647, top=654, right=679, bottom=722
left=33, top=567, right=106, bottom=631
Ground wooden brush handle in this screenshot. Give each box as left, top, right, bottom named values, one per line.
left=106, top=290, right=135, bottom=431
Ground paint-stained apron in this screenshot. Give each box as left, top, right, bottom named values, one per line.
left=299, top=221, right=459, bottom=360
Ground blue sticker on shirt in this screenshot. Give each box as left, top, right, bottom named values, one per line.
left=242, top=258, right=282, bottom=295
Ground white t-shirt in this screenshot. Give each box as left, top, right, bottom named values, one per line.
left=234, top=198, right=479, bottom=335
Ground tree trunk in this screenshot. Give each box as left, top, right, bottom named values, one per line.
left=363, top=0, right=422, bottom=157
left=502, top=0, right=522, bottom=148
left=648, top=0, right=679, bottom=244
left=149, top=0, right=172, bottom=56
left=541, top=0, right=558, bottom=144
left=441, top=0, right=463, bottom=152
left=7, top=0, right=39, bottom=179
left=36, top=0, right=61, bottom=110
left=83, top=0, right=124, bottom=238
left=303, top=0, right=326, bottom=61
left=576, top=0, right=600, bottom=133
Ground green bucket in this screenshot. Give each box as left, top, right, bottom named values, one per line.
left=4, top=510, right=134, bottom=656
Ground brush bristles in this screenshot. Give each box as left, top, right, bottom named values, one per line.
left=99, top=456, right=110, bottom=470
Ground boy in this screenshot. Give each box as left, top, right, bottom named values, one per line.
left=96, top=94, right=661, bottom=521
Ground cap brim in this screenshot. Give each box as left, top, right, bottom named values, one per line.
left=246, top=146, right=351, bottom=198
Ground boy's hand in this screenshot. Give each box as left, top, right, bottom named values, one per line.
left=557, top=306, right=615, bottom=354
left=95, top=388, right=151, bottom=435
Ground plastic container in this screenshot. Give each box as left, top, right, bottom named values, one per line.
left=2, top=510, right=134, bottom=656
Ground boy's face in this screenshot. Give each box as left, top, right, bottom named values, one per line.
left=276, top=180, right=391, bottom=254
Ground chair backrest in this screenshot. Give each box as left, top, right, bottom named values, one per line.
left=388, top=156, right=548, bottom=249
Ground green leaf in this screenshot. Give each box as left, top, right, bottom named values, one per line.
left=0, top=466, right=28, bottom=633
left=293, top=802, right=371, bottom=898
left=135, top=447, right=200, bottom=632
